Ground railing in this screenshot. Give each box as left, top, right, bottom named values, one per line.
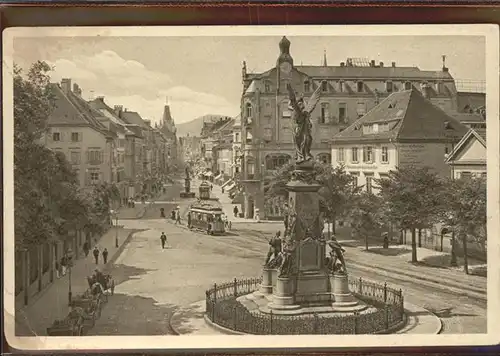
left=205, top=276, right=404, bottom=335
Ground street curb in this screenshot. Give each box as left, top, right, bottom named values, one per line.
left=203, top=314, right=246, bottom=335
left=396, top=303, right=443, bottom=335
left=349, top=262, right=486, bottom=301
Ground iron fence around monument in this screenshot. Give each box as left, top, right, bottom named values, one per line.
left=205, top=276, right=405, bottom=335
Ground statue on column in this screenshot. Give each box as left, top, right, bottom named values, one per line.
left=278, top=239, right=298, bottom=278
left=287, top=81, right=326, bottom=164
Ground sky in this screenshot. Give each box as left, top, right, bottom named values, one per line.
left=13, top=35, right=485, bottom=125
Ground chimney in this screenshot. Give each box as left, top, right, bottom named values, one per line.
left=72, top=83, right=79, bottom=94
left=379, top=62, right=384, bottom=67
left=340, top=62, right=345, bottom=67
left=96, top=96, right=105, bottom=102
left=61, top=78, right=71, bottom=94
left=392, top=62, right=396, bottom=68
left=114, top=105, right=123, bottom=115
left=144, top=119, right=151, bottom=127
left=370, top=60, right=375, bottom=67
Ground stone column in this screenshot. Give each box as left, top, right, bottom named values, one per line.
left=330, top=273, right=359, bottom=310
left=260, top=268, right=274, bottom=294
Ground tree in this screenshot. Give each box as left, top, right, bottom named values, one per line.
left=350, top=191, right=383, bottom=250
left=439, top=176, right=487, bottom=274
left=316, top=164, right=361, bottom=234
left=377, top=166, right=444, bottom=263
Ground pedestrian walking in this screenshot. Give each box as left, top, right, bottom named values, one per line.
left=160, top=232, right=167, bottom=249
left=55, top=261, right=60, bottom=279
left=102, top=248, right=109, bottom=264
left=233, top=205, right=239, bottom=218
left=93, top=246, right=100, bottom=265
left=83, top=241, right=90, bottom=257
left=175, top=208, right=182, bottom=225
left=60, top=256, right=67, bottom=276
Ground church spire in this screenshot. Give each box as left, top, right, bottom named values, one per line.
left=323, top=50, right=328, bottom=66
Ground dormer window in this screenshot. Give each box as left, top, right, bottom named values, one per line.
left=386, top=81, right=393, bottom=93
left=404, top=81, right=412, bottom=90
left=321, top=81, right=328, bottom=92
left=357, top=81, right=364, bottom=93
left=304, top=80, right=310, bottom=92
left=264, top=81, right=271, bottom=93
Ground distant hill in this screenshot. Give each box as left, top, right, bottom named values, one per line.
left=176, top=114, right=231, bottom=137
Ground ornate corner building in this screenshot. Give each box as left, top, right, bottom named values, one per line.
left=238, top=36, right=484, bottom=220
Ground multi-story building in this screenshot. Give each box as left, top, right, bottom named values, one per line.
left=331, top=87, right=469, bottom=194
left=44, top=79, right=118, bottom=191
left=200, top=116, right=233, bottom=172
left=159, top=99, right=179, bottom=170
left=231, top=114, right=242, bottom=178
left=239, top=36, right=462, bottom=218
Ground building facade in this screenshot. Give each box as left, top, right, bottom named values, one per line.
left=445, top=128, right=486, bottom=180
left=331, top=87, right=469, bottom=193
left=239, top=36, right=461, bottom=218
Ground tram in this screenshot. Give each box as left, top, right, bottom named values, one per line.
left=187, top=201, right=226, bottom=235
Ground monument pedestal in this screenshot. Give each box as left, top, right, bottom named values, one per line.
left=259, top=268, right=274, bottom=295
left=330, top=274, right=361, bottom=311
left=268, top=277, right=300, bottom=312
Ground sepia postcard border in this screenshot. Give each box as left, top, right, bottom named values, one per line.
left=3, top=24, right=500, bottom=351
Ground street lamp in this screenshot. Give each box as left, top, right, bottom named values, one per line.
left=66, top=248, right=74, bottom=306
left=110, top=209, right=119, bottom=248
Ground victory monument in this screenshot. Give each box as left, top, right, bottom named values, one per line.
left=205, top=74, right=405, bottom=334
left=180, top=166, right=196, bottom=198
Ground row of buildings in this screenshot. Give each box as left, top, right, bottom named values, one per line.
left=42, top=78, right=180, bottom=203
left=194, top=37, right=486, bottom=224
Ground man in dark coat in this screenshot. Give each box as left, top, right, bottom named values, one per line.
left=160, top=232, right=167, bottom=249
left=93, top=246, right=100, bottom=265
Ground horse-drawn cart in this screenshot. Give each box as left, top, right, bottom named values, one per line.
left=71, top=290, right=104, bottom=320
left=87, top=273, right=115, bottom=302
left=46, top=309, right=85, bottom=336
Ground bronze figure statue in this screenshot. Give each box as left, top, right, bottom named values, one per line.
left=327, top=235, right=347, bottom=274
left=287, top=82, right=325, bottom=163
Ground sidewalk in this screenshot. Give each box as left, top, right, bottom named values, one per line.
left=339, top=239, right=486, bottom=295
left=15, top=227, right=136, bottom=336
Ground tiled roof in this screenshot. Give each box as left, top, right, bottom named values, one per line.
left=88, top=98, right=134, bottom=136
left=120, top=111, right=149, bottom=129
left=448, top=112, right=485, bottom=123
left=295, top=66, right=453, bottom=80
left=333, top=88, right=469, bottom=143
left=48, top=84, right=113, bottom=137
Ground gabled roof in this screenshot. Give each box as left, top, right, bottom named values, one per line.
left=88, top=97, right=135, bottom=136
left=48, top=84, right=115, bottom=138
left=333, top=88, right=469, bottom=143
left=245, top=81, right=257, bottom=94
left=445, top=128, right=486, bottom=164
left=294, top=66, right=453, bottom=80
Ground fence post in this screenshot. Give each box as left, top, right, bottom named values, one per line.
left=358, top=277, right=362, bottom=294
left=234, top=278, right=237, bottom=297
left=270, top=310, right=273, bottom=334
left=233, top=306, right=237, bottom=330
left=400, top=290, right=404, bottom=317
left=384, top=305, right=389, bottom=330
left=384, top=282, right=387, bottom=304
left=313, top=313, right=319, bottom=334
left=354, top=311, right=359, bottom=334
left=212, top=283, right=217, bottom=321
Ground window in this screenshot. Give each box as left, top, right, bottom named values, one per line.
left=235, top=133, right=240, bottom=142
left=363, top=146, right=373, bottom=163
left=365, top=174, right=374, bottom=194
left=351, top=147, right=359, bottom=163
left=404, top=81, right=412, bottom=90
left=381, top=146, right=389, bottom=163
left=460, top=172, right=472, bottom=179
left=70, top=151, right=81, bottom=165
left=304, top=81, right=310, bottom=92
left=350, top=172, right=359, bottom=187
left=245, top=103, right=252, bottom=118
left=356, top=102, right=366, bottom=117
left=90, top=171, right=100, bottom=183
left=282, top=101, right=291, bottom=119
left=318, top=153, right=331, bottom=164
left=357, top=81, right=364, bottom=93
left=263, top=128, right=272, bottom=141
left=119, top=139, right=125, bottom=148
left=321, top=81, right=328, bottom=92
left=436, top=81, right=444, bottom=94
left=445, top=146, right=449, bottom=155
left=87, top=150, right=103, bottom=165
left=71, top=132, right=80, bottom=142
left=337, top=148, right=345, bottom=162
left=53, top=132, right=61, bottom=141
left=386, top=81, right=393, bottom=93
left=338, top=81, right=344, bottom=92
left=320, top=103, right=330, bottom=124
left=264, top=81, right=271, bottom=93
left=481, top=172, right=487, bottom=179
left=338, top=103, right=347, bottom=123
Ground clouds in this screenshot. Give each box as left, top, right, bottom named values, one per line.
left=47, top=50, right=238, bottom=124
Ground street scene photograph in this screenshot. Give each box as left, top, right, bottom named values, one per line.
left=3, top=25, right=498, bottom=350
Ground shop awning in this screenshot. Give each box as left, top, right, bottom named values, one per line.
left=221, top=179, right=233, bottom=188
left=215, top=173, right=224, bottom=180
left=226, top=183, right=237, bottom=192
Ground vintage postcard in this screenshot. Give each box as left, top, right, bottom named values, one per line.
left=3, top=24, right=499, bottom=351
